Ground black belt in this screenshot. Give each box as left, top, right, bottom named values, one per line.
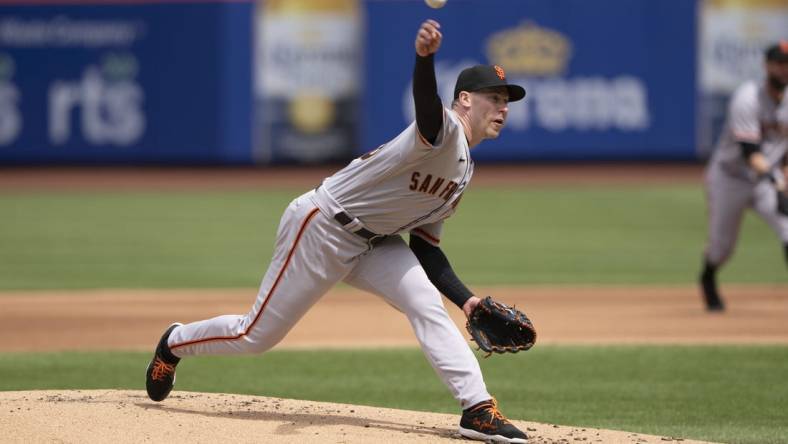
left=334, top=211, right=384, bottom=242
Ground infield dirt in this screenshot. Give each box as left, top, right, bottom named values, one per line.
left=1, top=285, right=787, bottom=352
left=0, top=389, right=717, bottom=444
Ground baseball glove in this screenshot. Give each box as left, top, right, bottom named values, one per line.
left=466, top=296, right=536, bottom=356
left=777, top=189, right=788, bottom=216
left=766, top=173, right=788, bottom=216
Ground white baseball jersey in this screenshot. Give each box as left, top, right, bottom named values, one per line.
left=709, top=81, right=788, bottom=181
left=318, top=107, right=473, bottom=244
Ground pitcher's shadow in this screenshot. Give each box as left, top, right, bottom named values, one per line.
left=135, top=402, right=458, bottom=440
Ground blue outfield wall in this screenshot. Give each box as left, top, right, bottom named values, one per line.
left=0, top=0, right=253, bottom=165
left=362, top=0, right=699, bottom=161
left=0, top=0, right=697, bottom=165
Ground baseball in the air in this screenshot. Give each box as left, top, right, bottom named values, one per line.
left=425, top=0, right=447, bottom=9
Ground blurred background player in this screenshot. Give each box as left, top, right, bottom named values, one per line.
left=699, top=41, right=788, bottom=311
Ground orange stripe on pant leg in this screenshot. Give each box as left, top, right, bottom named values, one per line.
left=171, top=207, right=321, bottom=351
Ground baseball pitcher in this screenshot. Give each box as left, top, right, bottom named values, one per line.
left=145, top=19, right=533, bottom=443
left=700, top=41, right=788, bottom=311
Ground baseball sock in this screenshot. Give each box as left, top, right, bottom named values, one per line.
left=159, top=330, right=181, bottom=364
left=701, top=260, right=717, bottom=281
left=783, top=243, right=788, bottom=266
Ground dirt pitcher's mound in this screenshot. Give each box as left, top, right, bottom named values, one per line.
left=0, top=390, right=713, bottom=444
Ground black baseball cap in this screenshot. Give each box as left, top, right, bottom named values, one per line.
left=453, top=64, right=526, bottom=102
left=765, top=40, right=788, bottom=62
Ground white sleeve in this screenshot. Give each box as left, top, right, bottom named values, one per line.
left=410, top=220, right=443, bottom=247
left=729, top=86, right=761, bottom=143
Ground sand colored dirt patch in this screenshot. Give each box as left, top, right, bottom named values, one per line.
left=0, top=390, right=714, bottom=444
left=0, top=285, right=786, bottom=352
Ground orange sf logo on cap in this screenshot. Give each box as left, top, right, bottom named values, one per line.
left=494, top=65, right=505, bottom=80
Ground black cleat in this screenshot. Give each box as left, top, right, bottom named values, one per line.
left=145, top=323, right=182, bottom=402
left=700, top=270, right=725, bottom=312
left=459, top=398, right=528, bottom=443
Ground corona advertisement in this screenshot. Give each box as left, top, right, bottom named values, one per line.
left=255, top=0, right=361, bottom=163
left=697, top=0, right=788, bottom=157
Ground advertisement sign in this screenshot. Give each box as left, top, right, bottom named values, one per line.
left=1, top=0, right=703, bottom=165
left=697, top=0, right=788, bottom=157
left=0, top=1, right=252, bottom=164
left=363, top=0, right=698, bottom=161
left=254, top=0, right=362, bottom=164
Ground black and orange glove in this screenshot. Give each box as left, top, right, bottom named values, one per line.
left=466, top=296, right=536, bottom=356
left=777, top=189, right=788, bottom=216
left=770, top=174, right=788, bottom=216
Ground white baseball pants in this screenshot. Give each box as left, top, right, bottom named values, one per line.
left=166, top=189, right=491, bottom=409
left=704, top=164, right=788, bottom=265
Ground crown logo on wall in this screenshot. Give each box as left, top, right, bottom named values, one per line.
left=486, top=22, right=572, bottom=76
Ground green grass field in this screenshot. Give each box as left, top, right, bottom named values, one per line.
left=1, top=346, right=786, bottom=444
left=2, top=184, right=787, bottom=444
left=1, top=185, right=785, bottom=290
